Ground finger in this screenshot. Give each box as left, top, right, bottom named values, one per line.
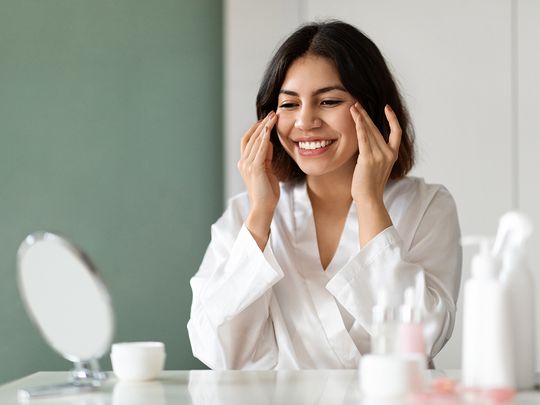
left=253, top=115, right=277, bottom=165
left=350, top=103, right=372, bottom=154
left=246, top=128, right=265, bottom=163
left=244, top=112, right=275, bottom=158
left=385, top=105, right=402, bottom=154
left=247, top=114, right=277, bottom=164
left=240, top=121, right=261, bottom=154
left=358, top=106, right=387, bottom=153
left=243, top=116, right=269, bottom=156
left=358, top=105, right=399, bottom=164
left=265, top=134, right=274, bottom=163
left=254, top=126, right=271, bottom=166
left=265, top=141, right=278, bottom=184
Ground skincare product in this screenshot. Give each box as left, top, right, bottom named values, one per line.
left=461, top=237, right=514, bottom=389
left=397, top=282, right=427, bottom=368
left=360, top=287, right=424, bottom=399
left=111, top=342, right=166, bottom=381
left=359, top=354, right=423, bottom=398
left=492, top=211, right=536, bottom=389
left=371, top=289, right=397, bottom=355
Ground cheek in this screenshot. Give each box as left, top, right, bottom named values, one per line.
left=343, top=118, right=357, bottom=141
left=276, top=114, right=295, bottom=138
left=327, top=110, right=357, bottom=138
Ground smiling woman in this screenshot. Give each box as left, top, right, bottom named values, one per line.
left=257, top=22, right=414, bottom=184
left=187, top=20, right=462, bottom=370
left=276, top=57, right=359, bottom=173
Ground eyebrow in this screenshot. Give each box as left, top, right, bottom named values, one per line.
left=279, top=85, right=348, bottom=97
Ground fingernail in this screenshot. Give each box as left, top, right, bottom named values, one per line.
left=386, top=104, right=393, bottom=112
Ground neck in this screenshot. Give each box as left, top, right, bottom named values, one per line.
left=306, top=159, right=355, bottom=210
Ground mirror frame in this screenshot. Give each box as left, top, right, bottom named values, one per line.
left=16, top=231, right=115, bottom=399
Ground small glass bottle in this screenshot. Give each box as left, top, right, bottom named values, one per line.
left=370, top=289, right=397, bottom=355
left=397, top=286, right=427, bottom=368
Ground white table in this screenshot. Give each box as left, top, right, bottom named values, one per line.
left=1, top=370, right=540, bottom=404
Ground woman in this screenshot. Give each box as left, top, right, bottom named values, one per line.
left=188, top=20, right=462, bottom=370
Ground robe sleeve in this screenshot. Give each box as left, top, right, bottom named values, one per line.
left=326, top=186, right=462, bottom=360
left=187, top=196, right=284, bottom=370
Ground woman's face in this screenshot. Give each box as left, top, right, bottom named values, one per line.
left=276, top=55, right=358, bottom=178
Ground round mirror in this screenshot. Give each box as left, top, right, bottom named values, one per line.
left=16, top=232, right=115, bottom=399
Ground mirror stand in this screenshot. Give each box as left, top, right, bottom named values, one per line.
left=71, top=358, right=108, bottom=383
left=17, top=358, right=108, bottom=402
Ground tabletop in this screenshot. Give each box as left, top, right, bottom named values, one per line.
left=1, top=370, right=540, bottom=404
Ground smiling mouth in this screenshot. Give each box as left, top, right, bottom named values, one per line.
left=296, top=140, right=335, bottom=150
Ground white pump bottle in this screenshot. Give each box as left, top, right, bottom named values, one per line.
left=492, top=211, right=536, bottom=390
left=461, top=236, right=514, bottom=389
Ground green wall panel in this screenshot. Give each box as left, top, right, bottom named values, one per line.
left=0, top=0, right=222, bottom=383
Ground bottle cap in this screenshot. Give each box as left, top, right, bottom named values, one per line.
left=400, top=287, right=420, bottom=323
left=372, top=289, right=395, bottom=323
left=461, top=236, right=498, bottom=279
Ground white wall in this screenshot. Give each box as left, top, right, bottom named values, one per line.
left=518, top=0, right=540, bottom=373
left=225, top=0, right=539, bottom=369
left=224, top=0, right=302, bottom=198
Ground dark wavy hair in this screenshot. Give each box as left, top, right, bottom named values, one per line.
left=256, top=20, right=415, bottom=182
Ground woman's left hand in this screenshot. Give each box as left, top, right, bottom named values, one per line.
left=350, top=103, right=402, bottom=204
left=350, top=103, right=402, bottom=246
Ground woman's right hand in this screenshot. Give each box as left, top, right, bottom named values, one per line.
left=238, top=111, right=279, bottom=250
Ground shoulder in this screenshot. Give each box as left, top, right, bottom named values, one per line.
left=386, top=176, right=447, bottom=194
left=385, top=177, right=458, bottom=229
left=385, top=177, right=459, bottom=250
left=385, top=176, right=455, bottom=209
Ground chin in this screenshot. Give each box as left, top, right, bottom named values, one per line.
left=295, top=162, right=332, bottom=177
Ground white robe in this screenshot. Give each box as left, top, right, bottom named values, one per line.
left=187, top=176, right=462, bottom=370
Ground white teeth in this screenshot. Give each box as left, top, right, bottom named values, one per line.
left=298, top=140, right=333, bottom=150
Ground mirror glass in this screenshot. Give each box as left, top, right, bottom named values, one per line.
left=17, top=232, right=115, bottom=399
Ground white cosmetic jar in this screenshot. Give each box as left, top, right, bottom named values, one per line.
left=359, top=354, right=424, bottom=399
left=111, top=342, right=166, bottom=381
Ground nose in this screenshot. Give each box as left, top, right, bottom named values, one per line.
left=294, top=106, right=322, bottom=131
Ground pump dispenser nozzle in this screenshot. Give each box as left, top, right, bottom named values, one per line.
left=492, top=211, right=532, bottom=256
left=492, top=212, right=533, bottom=274
left=461, top=236, right=498, bottom=279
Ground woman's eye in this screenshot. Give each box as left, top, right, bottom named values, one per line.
left=321, top=100, right=342, bottom=106
left=279, top=102, right=297, bottom=109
